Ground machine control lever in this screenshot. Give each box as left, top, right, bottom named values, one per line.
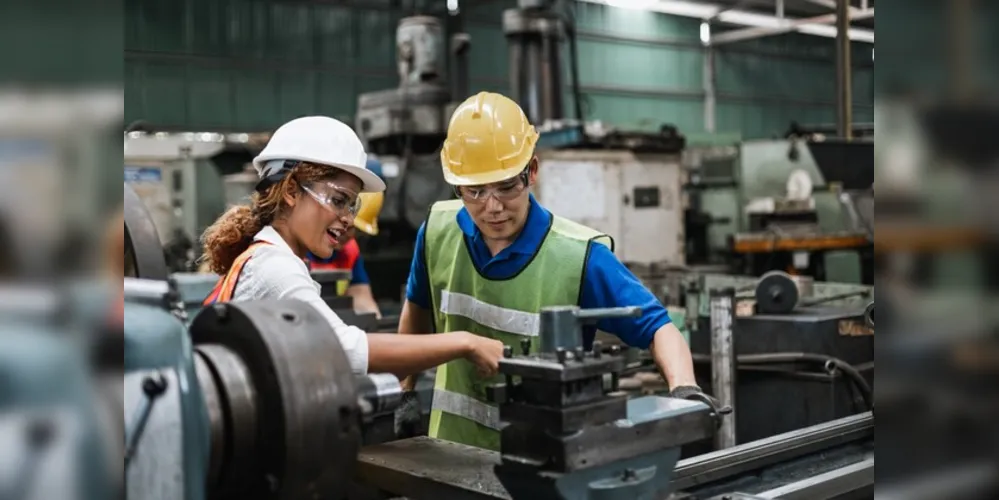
left=538, top=306, right=641, bottom=354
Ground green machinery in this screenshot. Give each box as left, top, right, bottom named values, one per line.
left=686, top=136, right=873, bottom=284
left=0, top=283, right=119, bottom=500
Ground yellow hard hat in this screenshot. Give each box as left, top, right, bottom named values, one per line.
left=353, top=191, right=384, bottom=236
left=440, top=92, right=539, bottom=186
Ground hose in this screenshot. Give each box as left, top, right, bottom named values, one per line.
left=690, top=352, right=873, bottom=411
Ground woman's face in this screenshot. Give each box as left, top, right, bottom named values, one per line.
left=285, top=169, right=362, bottom=259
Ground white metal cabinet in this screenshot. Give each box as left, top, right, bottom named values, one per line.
left=535, top=150, right=686, bottom=266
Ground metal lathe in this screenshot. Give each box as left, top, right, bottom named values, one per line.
left=120, top=276, right=873, bottom=500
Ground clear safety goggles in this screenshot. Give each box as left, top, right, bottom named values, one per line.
left=454, top=168, right=530, bottom=204
left=302, top=182, right=362, bottom=216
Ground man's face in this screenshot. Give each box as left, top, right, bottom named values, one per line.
left=458, top=161, right=538, bottom=243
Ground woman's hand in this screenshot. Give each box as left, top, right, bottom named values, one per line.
left=460, top=332, right=505, bottom=378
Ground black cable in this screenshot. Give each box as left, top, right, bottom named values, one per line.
left=691, top=352, right=873, bottom=410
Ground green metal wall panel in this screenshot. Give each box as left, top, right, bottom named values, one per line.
left=124, top=0, right=875, bottom=139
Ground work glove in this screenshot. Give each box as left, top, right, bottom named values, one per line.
left=393, top=391, right=423, bottom=439
left=668, top=385, right=733, bottom=428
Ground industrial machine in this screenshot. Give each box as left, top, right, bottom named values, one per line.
left=0, top=283, right=121, bottom=500
left=353, top=304, right=873, bottom=500
left=677, top=271, right=874, bottom=446
left=123, top=132, right=260, bottom=272
left=728, top=138, right=874, bottom=284
left=124, top=278, right=404, bottom=500
left=352, top=14, right=466, bottom=303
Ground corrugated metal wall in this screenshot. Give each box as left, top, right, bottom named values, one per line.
left=125, top=0, right=874, bottom=139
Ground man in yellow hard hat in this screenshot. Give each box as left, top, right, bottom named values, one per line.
left=397, top=91, right=707, bottom=451
left=307, top=160, right=385, bottom=318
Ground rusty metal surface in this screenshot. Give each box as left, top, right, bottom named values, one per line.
left=356, top=437, right=510, bottom=500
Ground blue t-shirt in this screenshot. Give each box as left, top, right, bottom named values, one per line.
left=405, top=194, right=670, bottom=349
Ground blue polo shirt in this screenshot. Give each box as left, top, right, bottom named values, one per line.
left=405, top=194, right=671, bottom=349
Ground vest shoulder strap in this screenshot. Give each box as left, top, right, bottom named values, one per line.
left=203, top=241, right=272, bottom=306
left=551, top=215, right=615, bottom=253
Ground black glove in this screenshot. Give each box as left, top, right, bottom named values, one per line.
left=393, top=391, right=423, bottom=439
left=668, top=385, right=733, bottom=427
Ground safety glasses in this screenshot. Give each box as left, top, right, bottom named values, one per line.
left=302, top=183, right=362, bottom=216
left=454, top=168, right=530, bottom=204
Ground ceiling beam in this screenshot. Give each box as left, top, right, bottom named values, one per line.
left=581, top=0, right=874, bottom=44
left=711, top=8, right=875, bottom=45
left=800, top=0, right=866, bottom=15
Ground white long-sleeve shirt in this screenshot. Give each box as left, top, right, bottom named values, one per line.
left=232, top=225, right=369, bottom=374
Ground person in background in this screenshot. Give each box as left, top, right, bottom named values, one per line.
left=307, top=158, right=385, bottom=318
left=199, top=115, right=504, bottom=377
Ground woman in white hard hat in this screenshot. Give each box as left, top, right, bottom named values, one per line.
left=200, top=116, right=503, bottom=377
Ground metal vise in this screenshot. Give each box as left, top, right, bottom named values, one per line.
left=486, top=306, right=717, bottom=499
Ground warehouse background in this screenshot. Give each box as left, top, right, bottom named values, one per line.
left=124, top=0, right=874, bottom=138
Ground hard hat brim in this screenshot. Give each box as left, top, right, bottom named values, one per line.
left=353, top=219, right=378, bottom=236
left=253, top=153, right=387, bottom=193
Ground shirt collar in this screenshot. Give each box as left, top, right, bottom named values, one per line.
left=455, top=193, right=552, bottom=255
left=254, top=225, right=297, bottom=254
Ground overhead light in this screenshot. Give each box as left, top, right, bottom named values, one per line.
left=700, top=22, right=710, bottom=45
left=447, top=0, right=459, bottom=14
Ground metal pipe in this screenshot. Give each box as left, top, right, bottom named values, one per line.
left=835, top=0, right=853, bottom=139
left=450, top=33, right=472, bottom=100
left=709, top=287, right=737, bottom=450
left=672, top=411, right=874, bottom=490
left=703, top=46, right=716, bottom=133
left=949, top=0, right=974, bottom=101
left=564, top=6, right=584, bottom=122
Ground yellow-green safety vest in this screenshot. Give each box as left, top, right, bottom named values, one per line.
left=424, top=199, right=612, bottom=451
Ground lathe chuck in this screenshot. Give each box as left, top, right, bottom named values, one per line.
left=190, top=300, right=365, bottom=499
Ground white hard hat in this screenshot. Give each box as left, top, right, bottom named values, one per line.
left=252, top=116, right=386, bottom=193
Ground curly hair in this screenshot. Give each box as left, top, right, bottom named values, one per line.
left=200, top=162, right=332, bottom=275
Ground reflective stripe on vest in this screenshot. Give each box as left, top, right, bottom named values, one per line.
left=202, top=242, right=272, bottom=305
left=432, top=388, right=501, bottom=431
left=423, top=199, right=612, bottom=451
left=439, top=290, right=539, bottom=337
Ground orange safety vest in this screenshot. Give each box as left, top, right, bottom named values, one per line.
left=203, top=242, right=272, bottom=306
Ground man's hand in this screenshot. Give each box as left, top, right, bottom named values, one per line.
left=461, top=333, right=505, bottom=378
left=668, top=385, right=733, bottom=427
